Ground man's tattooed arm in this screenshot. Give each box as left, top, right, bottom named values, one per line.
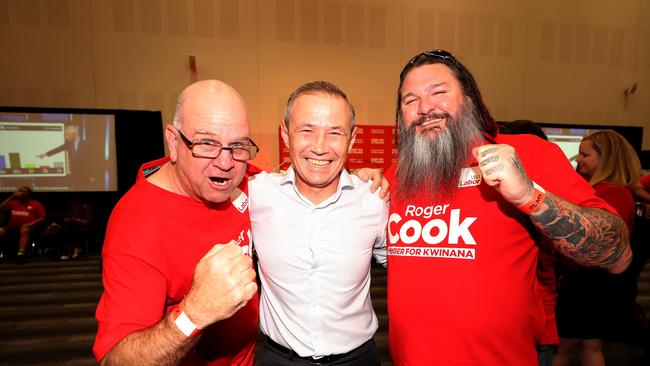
left=530, top=191, right=632, bottom=274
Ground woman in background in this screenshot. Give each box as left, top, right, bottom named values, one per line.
left=554, top=130, right=642, bottom=366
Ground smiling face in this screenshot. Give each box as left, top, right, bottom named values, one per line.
left=399, top=63, right=466, bottom=139
left=281, top=92, right=356, bottom=204
left=166, top=81, right=250, bottom=205
left=576, top=139, right=601, bottom=180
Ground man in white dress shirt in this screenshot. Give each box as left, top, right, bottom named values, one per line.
left=250, top=81, right=388, bottom=365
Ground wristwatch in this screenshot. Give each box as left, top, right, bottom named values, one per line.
left=172, top=306, right=202, bottom=337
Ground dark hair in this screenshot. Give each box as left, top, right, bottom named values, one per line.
left=396, top=49, right=497, bottom=138
left=499, top=120, right=548, bottom=140
left=284, top=80, right=356, bottom=128
left=17, top=186, right=32, bottom=196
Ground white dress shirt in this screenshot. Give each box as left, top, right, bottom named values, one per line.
left=249, top=167, right=388, bottom=358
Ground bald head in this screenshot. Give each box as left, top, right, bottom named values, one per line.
left=64, top=125, right=80, bottom=142
left=173, top=80, right=249, bottom=131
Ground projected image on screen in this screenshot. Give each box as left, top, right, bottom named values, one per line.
left=1, top=123, right=67, bottom=177
left=0, top=112, right=118, bottom=192
left=543, top=129, right=586, bottom=169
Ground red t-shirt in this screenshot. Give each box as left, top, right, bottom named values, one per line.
left=386, top=134, right=616, bottom=365
left=6, top=199, right=45, bottom=228
left=93, top=158, right=259, bottom=365
left=640, top=173, right=650, bottom=191
left=593, top=182, right=635, bottom=234
left=536, top=240, right=558, bottom=346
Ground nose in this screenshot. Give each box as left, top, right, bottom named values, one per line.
left=311, top=132, right=327, bottom=155
left=212, top=149, right=234, bottom=170
left=417, top=96, right=435, bottom=116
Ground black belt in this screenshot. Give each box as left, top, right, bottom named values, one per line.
left=265, top=336, right=368, bottom=365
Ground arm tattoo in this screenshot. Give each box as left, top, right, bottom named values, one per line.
left=509, top=156, right=528, bottom=184
left=479, top=155, right=498, bottom=167
left=479, top=147, right=498, bottom=156
left=530, top=191, right=629, bottom=270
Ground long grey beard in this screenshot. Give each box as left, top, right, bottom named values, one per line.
left=396, top=104, right=483, bottom=201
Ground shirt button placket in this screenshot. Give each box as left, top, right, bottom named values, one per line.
left=307, top=207, right=320, bottom=353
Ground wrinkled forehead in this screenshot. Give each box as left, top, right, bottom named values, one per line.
left=187, top=114, right=249, bottom=135
left=183, top=95, right=250, bottom=133
left=400, top=63, right=460, bottom=93
left=291, top=93, right=353, bottom=125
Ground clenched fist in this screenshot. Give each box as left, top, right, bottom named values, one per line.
left=474, top=144, right=534, bottom=206
left=182, top=241, right=258, bottom=329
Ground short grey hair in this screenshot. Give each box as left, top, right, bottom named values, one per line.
left=172, top=91, right=187, bottom=128
left=283, top=80, right=356, bottom=128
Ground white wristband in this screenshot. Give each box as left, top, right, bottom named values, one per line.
left=173, top=309, right=200, bottom=337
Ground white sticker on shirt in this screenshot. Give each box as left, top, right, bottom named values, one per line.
left=458, top=167, right=482, bottom=188
left=241, top=229, right=252, bottom=256
left=231, top=189, right=249, bottom=213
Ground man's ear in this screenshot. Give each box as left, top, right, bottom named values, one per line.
left=348, top=126, right=358, bottom=153
left=280, top=121, right=290, bottom=149
left=165, top=125, right=179, bottom=163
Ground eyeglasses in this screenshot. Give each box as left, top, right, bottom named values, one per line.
left=175, top=128, right=259, bottom=161
left=400, top=49, right=460, bottom=79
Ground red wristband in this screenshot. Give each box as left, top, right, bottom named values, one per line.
left=516, top=181, right=546, bottom=215
left=172, top=303, right=202, bottom=338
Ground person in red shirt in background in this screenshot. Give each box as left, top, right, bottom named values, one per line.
left=499, top=120, right=558, bottom=366
left=554, top=130, right=642, bottom=366
left=386, top=49, right=631, bottom=365
left=93, top=80, right=259, bottom=365
left=633, top=172, right=650, bottom=204
left=0, top=186, right=45, bottom=265
left=632, top=171, right=650, bottom=298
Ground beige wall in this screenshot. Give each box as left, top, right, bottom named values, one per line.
left=1, top=0, right=649, bottom=170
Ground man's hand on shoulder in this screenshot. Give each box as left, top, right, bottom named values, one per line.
left=351, top=168, right=390, bottom=201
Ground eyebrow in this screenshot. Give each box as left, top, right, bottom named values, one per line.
left=425, top=82, right=448, bottom=91
left=298, top=123, right=347, bottom=131
left=192, top=131, right=251, bottom=143
left=401, top=81, right=448, bottom=100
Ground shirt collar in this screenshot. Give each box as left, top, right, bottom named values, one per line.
left=280, top=166, right=354, bottom=206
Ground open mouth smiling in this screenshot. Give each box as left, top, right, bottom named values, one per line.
left=307, top=158, right=331, bottom=167
left=419, top=117, right=444, bottom=128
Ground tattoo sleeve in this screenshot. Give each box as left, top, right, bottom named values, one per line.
left=530, top=191, right=631, bottom=273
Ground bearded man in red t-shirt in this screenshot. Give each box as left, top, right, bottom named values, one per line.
left=385, top=50, right=632, bottom=365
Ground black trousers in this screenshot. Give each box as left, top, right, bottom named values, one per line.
left=255, top=338, right=381, bottom=366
